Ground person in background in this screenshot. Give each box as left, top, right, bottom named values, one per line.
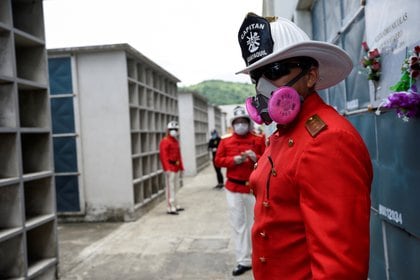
left=208, top=129, right=224, bottom=189
left=159, top=121, right=185, bottom=215
left=237, top=13, right=373, bottom=279
left=215, top=106, right=265, bottom=276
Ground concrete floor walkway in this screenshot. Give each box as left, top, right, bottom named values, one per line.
left=57, top=165, right=254, bottom=280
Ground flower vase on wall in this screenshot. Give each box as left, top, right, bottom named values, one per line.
left=369, top=79, right=380, bottom=101
left=360, top=41, right=381, bottom=102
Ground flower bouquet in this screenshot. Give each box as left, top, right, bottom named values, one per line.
left=384, top=45, right=420, bottom=121
left=360, top=41, right=381, bottom=82
left=389, top=46, right=420, bottom=92
left=383, top=86, right=420, bottom=121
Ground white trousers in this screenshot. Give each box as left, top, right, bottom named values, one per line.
left=165, top=171, right=180, bottom=212
left=225, top=189, right=255, bottom=267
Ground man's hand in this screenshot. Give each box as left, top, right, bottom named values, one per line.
left=244, top=150, right=257, bottom=162
left=233, top=154, right=246, bottom=165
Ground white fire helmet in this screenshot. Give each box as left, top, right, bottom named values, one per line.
left=231, top=106, right=251, bottom=125
left=167, top=121, right=179, bottom=130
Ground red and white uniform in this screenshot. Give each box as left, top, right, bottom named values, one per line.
left=215, top=132, right=265, bottom=267
left=249, top=93, right=373, bottom=279
left=159, top=135, right=184, bottom=212
left=159, top=135, right=184, bottom=173
left=215, top=133, right=265, bottom=193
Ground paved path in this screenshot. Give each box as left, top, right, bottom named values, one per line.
left=58, top=165, right=254, bottom=280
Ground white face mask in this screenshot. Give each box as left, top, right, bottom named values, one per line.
left=233, top=123, right=249, bottom=135
left=169, top=130, right=178, bottom=137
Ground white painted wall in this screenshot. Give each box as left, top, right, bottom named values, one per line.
left=221, top=111, right=228, bottom=135
left=207, top=105, right=215, bottom=137
left=76, top=50, right=134, bottom=219
left=263, top=0, right=298, bottom=19
left=178, top=92, right=196, bottom=176
left=263, top=0, right=312, bottom=38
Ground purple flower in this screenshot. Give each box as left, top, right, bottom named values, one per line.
left=384, top=88, right=420, bottom=120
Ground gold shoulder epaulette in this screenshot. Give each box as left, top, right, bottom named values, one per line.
left=221, top=133, right=233, bottom=139
left=305, top=114, right=327, bottom=137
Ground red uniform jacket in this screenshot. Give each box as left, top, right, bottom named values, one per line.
left=159, top=135, right=184, bottom=172
left=249, top=93, right=373, bottom=279
left=215, top=132, right=265, bottom=193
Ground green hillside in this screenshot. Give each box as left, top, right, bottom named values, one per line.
left=180, top=80, right=255, bottom=105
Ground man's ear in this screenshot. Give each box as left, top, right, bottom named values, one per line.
left=307, top=67, right=319, bottom=88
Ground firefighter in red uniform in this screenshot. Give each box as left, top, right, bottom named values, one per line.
left=159, top=121, right=185, bottom=215
left=215, top=106, right=265, bottom=276
left=236, top=13, right=373, bottom=279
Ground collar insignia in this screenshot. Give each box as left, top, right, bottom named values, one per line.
left=305, top=114, right=327, bottom=137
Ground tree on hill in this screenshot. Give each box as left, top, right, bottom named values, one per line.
left=180, top=80, right=254, bottom=105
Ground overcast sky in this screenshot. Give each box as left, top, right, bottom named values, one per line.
left=43, top=0, right=262, bottom=86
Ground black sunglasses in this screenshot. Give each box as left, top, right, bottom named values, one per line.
left=250, top=61, right=311, bottom=83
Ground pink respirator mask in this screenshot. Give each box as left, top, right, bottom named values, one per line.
left=245, top=77, right=302, bottom=125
